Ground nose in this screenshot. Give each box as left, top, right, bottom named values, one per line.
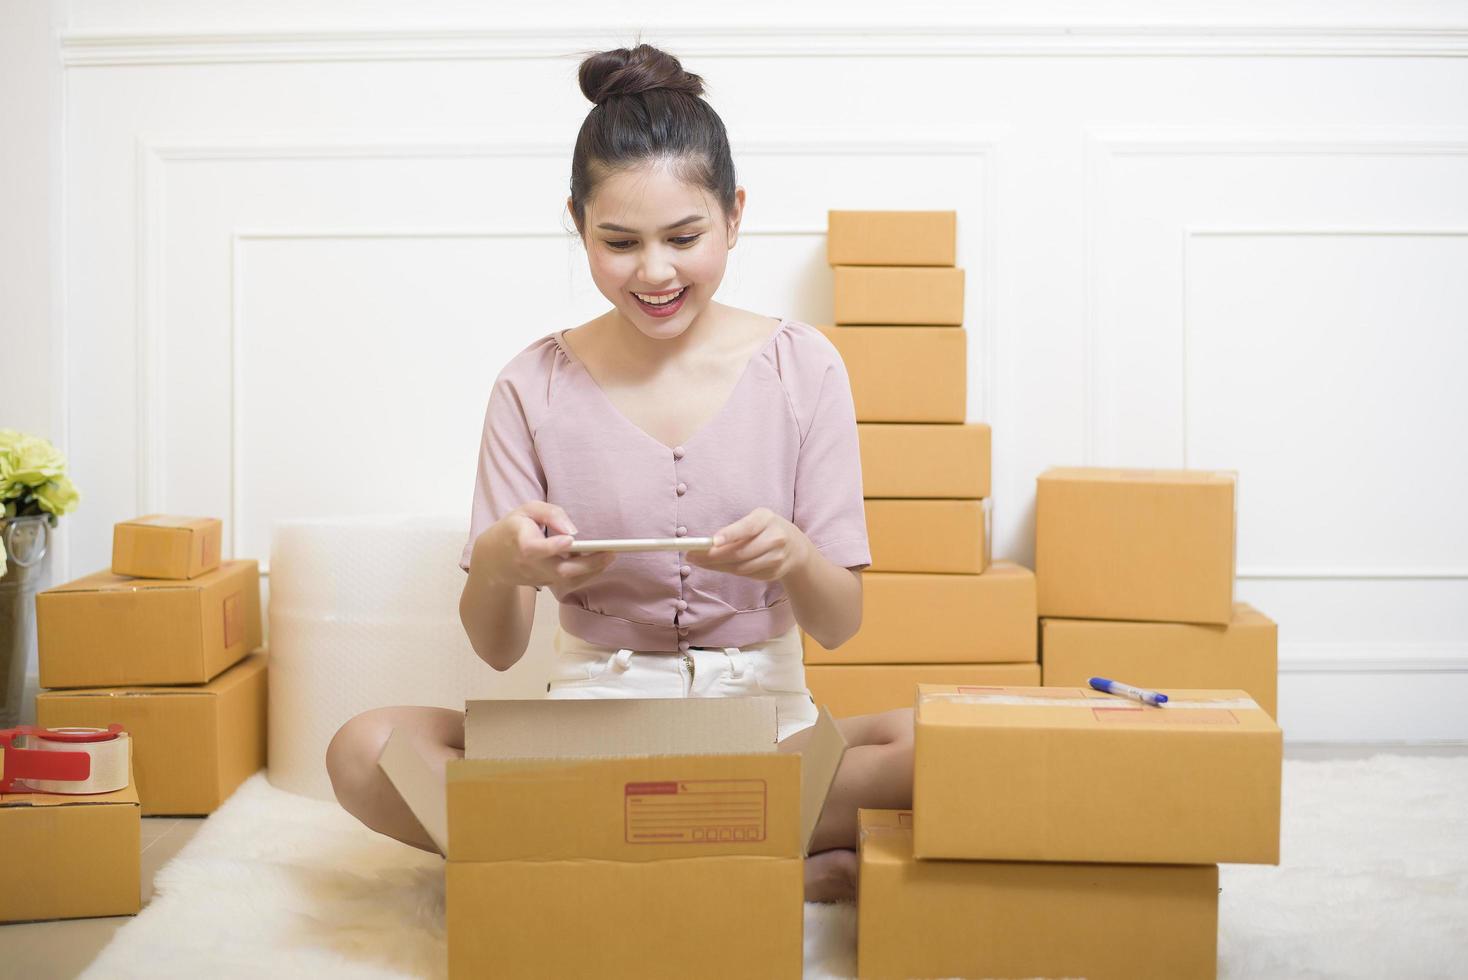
left=637, top=244, right=678, bottom=286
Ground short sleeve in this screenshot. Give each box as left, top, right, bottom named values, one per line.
left=784, top=326, right=871, bottom=570
left=459, top=341, right=556, bottom=572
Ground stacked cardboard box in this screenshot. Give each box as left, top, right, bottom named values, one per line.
left=807, top=211, right=1037, bottom=715
left=1035, top=468, right=1279, bottom=718
left=34, top=515, right=267, bottom=818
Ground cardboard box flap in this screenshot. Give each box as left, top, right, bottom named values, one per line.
left=917, top=684, right=1277, bottom=732
left=1040, top=467, right=1236, bottom=486
left=464, top=697, right=778, bottom=759
left=377, top=728, right=449, bottom=855
left=119, top=514, right=216, bottom=530
left=44, top=560, right=252, bottom=594
left=799, top=707, right=847, bottom=854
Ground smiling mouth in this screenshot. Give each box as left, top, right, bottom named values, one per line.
left=632, top=287, right=688, bottom=306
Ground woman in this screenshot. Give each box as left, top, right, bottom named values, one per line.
left=326, top=43, right=913, bottom=903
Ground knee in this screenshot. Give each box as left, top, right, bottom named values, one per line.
left=325, top=708, right=394, bottom=807
left=873, top=708, right=914, bottom=748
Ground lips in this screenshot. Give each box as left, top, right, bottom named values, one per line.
left=632, top=286, right=689, bottom=318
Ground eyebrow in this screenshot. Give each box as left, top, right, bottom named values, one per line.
left=596, top=214, right=707, bottom=234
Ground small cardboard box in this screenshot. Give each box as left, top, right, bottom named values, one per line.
left=807, top=663, right=1039, bottom=717
left=1037, top=467, right=1236, bottom=625
left=857, top=809, right=1219, bottom=980
left=827, top=210, right=956, bottom=266
left=1042, top=603, right=1279, bottom=718
left=859, top=422, right=989, bottom=498
left=865, top=498, right=990, bottom=574
left=833, top=267, right=965, bottom=325
left=111, top=515, right=222, bottom=580
left=0, top=762, right=141, bottom=923
left=380, top=697, right=847, bottom=980
left=37, top=560, right=261, bottom=689
left=804, top=562, right=1036, bottom=665
left=819, top=326, right=965, bottom=423
left=36, top=653, right=268, bottom=815
left=913, top=685, right=1281, bottom=864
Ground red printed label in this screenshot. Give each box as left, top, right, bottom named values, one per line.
left=625, top=779, right=767, bottom=844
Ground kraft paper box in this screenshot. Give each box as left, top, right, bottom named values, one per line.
left=380, top=697, right=847, bottom=980
left=827, top=210, right=956, bottom=266
left=807, top=663, right=1039, bottom=717
left=111, top=514, right=222, bottom=580
left=37, top=560, right=261, bottom=689
left=1037, top=467, right=1236, bottom=625
left=37, top=653, right=268, bottom=815
left=818, top=326, right=965, bottom=423
left=833, top=267, right=965, bottom=325
left=913, top=685, right=1281, bottom=864
left=859, top=423, right=989, bottom=498
left=804, top=561, right=1036, bottom=665
left=865, top=498, right=990, bottom=574
left=857, top=809, right=1218, bottom=980
left=0, top=762, right=141, bottom=923
left=1042, top=603, right=1279, bottom=718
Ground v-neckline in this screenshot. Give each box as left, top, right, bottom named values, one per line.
left=555, top=316, right=790, bottom=454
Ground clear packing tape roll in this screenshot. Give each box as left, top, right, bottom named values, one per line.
left=0, top=725, right=131, bottom=794
left=267, top=516, right=560, bottom=801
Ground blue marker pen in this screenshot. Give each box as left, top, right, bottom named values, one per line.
left=1089, top=676, right=1169, bottom=707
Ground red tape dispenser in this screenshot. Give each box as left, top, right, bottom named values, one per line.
left=0, top=725, right=130, bottom=795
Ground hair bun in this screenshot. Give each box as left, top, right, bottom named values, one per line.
left=579, top=43, right=705, bottom=106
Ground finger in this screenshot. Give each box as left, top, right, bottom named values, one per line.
left=519, top=523, right=574, bottom=558
left=710, top=509, right=768, bottom=550
left=517, top=500, right=578, bottom=536
left=717, top=526, right=783, bottom=566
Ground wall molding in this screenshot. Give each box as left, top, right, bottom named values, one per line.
left=61, top=24, right=1468, bottom=67
left=1279, top=642, right=1468, bottom=674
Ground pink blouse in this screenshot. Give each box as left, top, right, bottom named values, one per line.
left=460, top=317, right=871, bottom=652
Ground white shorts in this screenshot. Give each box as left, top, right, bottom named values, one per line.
left=547, top=625, right=820, bottom=742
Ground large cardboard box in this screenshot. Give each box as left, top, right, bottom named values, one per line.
left=865, top=498, right=990, bottom=574
left=0, top=762, right=141, bottom=922
left=913, top=685, right=1281, bottom=864
left=36, top=653, right=268, bottom=815
left=111, top=515, right=222, bottom=580
left=827, top=210, right=956, bottom=267
left=380, top=697, right=847, bottom=979
left=1042, top=604, right=1279, bottom=718
left=859, top=422, right=989, bottom=498
left=818, top=326, right=965, bottom=423
left=1037, top=467, right=1236, bottom=625
left=804, top=562, right=1036, bottom=665
left=857, top=809, right=1218, bottom=980
left=37, top=560, right=261, bottom=688
left=833, top=267, right=965, bottom=325
left=807, top=663, right=1039, bottom=717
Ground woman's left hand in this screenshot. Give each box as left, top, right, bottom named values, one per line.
left=686, top=508, right=812, bottom=582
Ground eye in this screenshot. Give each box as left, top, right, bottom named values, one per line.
left=606, top=240, right=635, bottom=250
left=672, top=235, right=702, bottom=246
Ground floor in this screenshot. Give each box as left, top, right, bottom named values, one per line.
left=2, top=744, right=1465, bottom=979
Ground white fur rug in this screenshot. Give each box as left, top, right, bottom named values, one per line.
left=82, top=755, right=1468, bottom=979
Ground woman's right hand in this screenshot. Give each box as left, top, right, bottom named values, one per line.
left=474, top=501, right=615, bottom=590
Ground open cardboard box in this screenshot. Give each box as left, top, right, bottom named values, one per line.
left=380, top=697, right=848, bottom=980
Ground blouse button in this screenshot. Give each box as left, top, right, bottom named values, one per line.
left=675, top=526, right=687, bottom=537
left=676, top=482, right=687, bottom=496
left=675, top=599, right=689, bottom=612
left=678, top=625, right=689, bottom=636
left=679, top=564, right=691, bottom=577
left=672, top=446, right=686, bottom=460
left=678, top=640, right=691, bottom=652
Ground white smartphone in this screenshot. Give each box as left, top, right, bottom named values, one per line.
left=566, top=536, right=716, bottom=554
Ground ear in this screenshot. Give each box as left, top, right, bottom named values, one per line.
left=726, top=187, right=747, bottom=249
left=567, top=195, right=583, bottom=237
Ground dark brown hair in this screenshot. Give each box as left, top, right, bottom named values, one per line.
left=569, top=44, right=738, bottom=235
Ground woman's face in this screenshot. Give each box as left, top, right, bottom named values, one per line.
left=572, top=159, right=744, bottom=341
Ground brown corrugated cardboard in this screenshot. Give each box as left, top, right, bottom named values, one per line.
left=859, top=422, right=990, bottom=498
left=804, top=562, right=1036, bottom=665
left=827, top=210, right=956, bottom=266
left=865, top=498, right=990, bottom=574
left=1037, top=467, right=1236, bottom=625
left=818, top=326, right=965, bottom=423
left=1042, top=604, right=1279, bottom=718
left=111, top=515, right=222, bottom=580
left=36, top=653, right=268, bottom=814
left=807, top=663, right=1040, bottom=717
left=380, top=697, right=847, bottom=980
left=0, top=763, right=141, bottom=923
left=913, top=685, right=1281, bottom=864
left=857, top=809, right=1219, bottom=980
left=36, top=560, right=261, bottom=688
left=833, top=267, right=965, bottom=325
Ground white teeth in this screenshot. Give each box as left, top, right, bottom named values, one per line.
left=634, top=288, right=684, bottom=305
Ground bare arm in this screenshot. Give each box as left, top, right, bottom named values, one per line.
left=781, top=550, right=863, bottom=650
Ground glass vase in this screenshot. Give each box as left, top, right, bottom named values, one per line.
left=0, top=515, right=50, bottom=729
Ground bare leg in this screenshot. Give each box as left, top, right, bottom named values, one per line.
left=779, top=707, right=914, bottom=902
left=325, top=705, right=464, bottom=854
